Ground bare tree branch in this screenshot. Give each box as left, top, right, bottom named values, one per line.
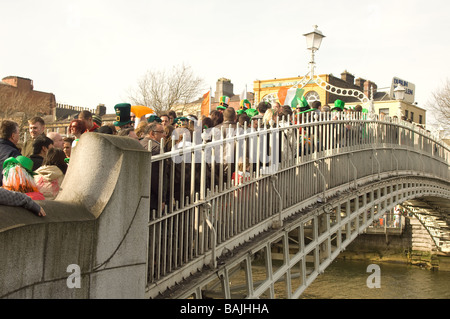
left=0, top=84, right=51, bottom=132
left=128, top=63, right=205, bottom=114
left=426, top=78, right=450, bottom=131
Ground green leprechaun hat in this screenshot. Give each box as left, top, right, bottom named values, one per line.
left=217, top=96, right=230, bottom=110
left=3, top=156, right=36, bottom=176
left=174, top=116, right=189, bottom=127
left=331, top=99, right=346, bottom=112
left=113, top=103, right=133, bottom=126
left=237, top=99, right=251, bottom=115
left=245, top=108, right=259, bottom=118
left=147, top=115, right=162, bottom=123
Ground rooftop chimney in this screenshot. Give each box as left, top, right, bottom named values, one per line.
left=364, top=80, right=377, bottom=99
left=341, top=70, right=355, bottom=85
left=355, top=77, right=366, bottom=90
left=2, top=76, right=34, bottom=91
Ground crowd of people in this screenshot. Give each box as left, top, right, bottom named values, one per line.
left=98, top=98, right=371, bottom=212
left=0, top=95, right=407, bottom=217
left=0, top=109, right=103, bottom=216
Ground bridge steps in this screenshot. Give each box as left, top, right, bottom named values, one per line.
left=409, top=216, right=440, bottom=269
left=410, top=217, right=437, bottom=252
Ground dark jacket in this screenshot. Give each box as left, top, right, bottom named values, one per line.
left=149, top=140, right=169, bottom=211
left=0, top=138, right=21, bottom=186
left=30, top=154, right=44, bottom=171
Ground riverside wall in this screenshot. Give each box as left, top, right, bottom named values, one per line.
left=338, top=217, right=450, bottom=270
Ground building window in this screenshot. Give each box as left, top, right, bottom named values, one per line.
left=419, top=115, right=423, bottom=124
left=410, top=112, right=414, bottom=122
left=305, top=91, right=320, bottom=106
left=379, top=108, right=389, bottom=116
left=404, top=110, right=409, bottom=118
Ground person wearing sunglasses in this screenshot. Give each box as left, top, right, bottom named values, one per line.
left=68, top=119, right=86, bottom=149
left=139, top=123, right=165, bottom=151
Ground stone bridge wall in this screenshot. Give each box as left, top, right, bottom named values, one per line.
left=0, top=133, right=150, bottom=299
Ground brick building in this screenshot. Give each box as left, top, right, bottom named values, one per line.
left=253, top=70, right=426, bottom=124
left=0, top=75, right=111, bottom=137
left=0, top=76, right=56, bottom=117
left=253, top=71, right=379, bottom=107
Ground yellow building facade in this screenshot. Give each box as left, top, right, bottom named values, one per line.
left=254, top=74, right=332, bottom=108
left=253, top=73, right=426, bottom=125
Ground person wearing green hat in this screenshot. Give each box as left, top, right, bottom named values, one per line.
left=174, top=116, right=189, bottom=128
left=3, top=156, right=36, bottom=176
left=298, top=106, right=314, bottom=114
left=2, top=155, right=45, bottom=201
left=294, top=96, right=314, bottom=115
left=329, top=99, right=349, bottom=149
left=237, top=99, right=251, bottom=115
left=113, top=103, right=134, bottom=131
left=147, top=115, right=162, bottom=124
left=245, top=108, right=259, bottom=119
left=295, top=105, right=315, bottom=125
left=331, top=99, right=346, bottom=112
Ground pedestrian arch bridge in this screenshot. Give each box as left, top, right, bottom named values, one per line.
left=0, top=113, right=449, bottom=299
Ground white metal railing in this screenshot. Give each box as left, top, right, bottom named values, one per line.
left=145, top=111, right=450, bottom=293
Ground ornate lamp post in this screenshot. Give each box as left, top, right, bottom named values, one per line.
left=263, top=25, right=373, bottom=115
left=299, top=26, right=371, bottom=110
left=303, top=25, right=325, bottom=79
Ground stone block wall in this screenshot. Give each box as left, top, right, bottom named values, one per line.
left=0, top=133, right=151, bottom=299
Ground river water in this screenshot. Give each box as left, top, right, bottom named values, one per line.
left=300, top=259, right=450, bottom=299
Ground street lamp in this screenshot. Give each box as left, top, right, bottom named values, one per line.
left=299, top=25, right=372, bottom=113
left=264, top=25, right=371, bottom=110
left=393, top=84, right=406, bottom=101
left=393, top=84, right=406, bottom=118
left=303, top=25, right=325, bottom=76
left=303, top=25, right=325, bottom=52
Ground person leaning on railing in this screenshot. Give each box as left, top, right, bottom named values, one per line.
left=0, top=184, right=46, bottom=217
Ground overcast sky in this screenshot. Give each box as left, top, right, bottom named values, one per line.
left=1, top=0, right=448, bottom=125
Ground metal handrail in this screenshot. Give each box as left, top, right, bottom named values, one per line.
left=145, top=112, right=450, bottom=293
